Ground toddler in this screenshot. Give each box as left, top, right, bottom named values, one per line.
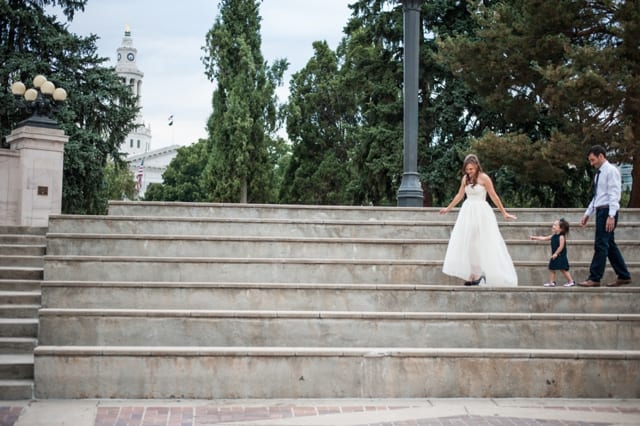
left=530, top=218, right=575, bottom=287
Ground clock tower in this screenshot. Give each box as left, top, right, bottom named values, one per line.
left=116, top=25, right=152, bottom=156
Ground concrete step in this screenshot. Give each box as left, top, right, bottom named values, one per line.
left=0, top=267, right=43, bottom=281
left=0, top=354, right=33, bottom=380
left=43, top=255, right=638, bottom=286
left=0, top=234, right=46, bottom=245
left=44, top=233, right=640, bottom=262
left=0, top=228, right=41, bottom=401
left=41, top=281, right=640, bottom=314
left=33, top=204, right=640, bottom=400
left=107, top=201, right=640, bottom=223
left=0, top=280, right=41, bottom=292
left=37, top=308, right=640, bottom=350
left=34, top=346, right=640, bottom=398
left=0, top=379, right=33, bottom=400
left=0, top=244, right=46, bottom=256
left=0, top=304, right=40, bottom=319
left=0, top=291, right=41, bottom=306
left=0, top=338, right=37, bottom=354
left=47, top=215, right=640, bottom=241
left=0, top=319, right=38, bottom=338
left=0, top=255, right=44, bottom=268
left=0, top=226, right=47, bottom=236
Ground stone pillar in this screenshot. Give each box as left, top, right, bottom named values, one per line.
left=3, top=125, right=68, bottom=227
left=397, top=0, right=424, bottom=207
left=0, top=148, right=21, bottom=224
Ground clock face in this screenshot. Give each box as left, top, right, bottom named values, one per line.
left=127, top=52, right=135, bottom=61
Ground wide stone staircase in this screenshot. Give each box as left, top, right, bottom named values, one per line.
left=35, top=202, right=640, bottom=398
left=0, top=226, right=45, bottom=399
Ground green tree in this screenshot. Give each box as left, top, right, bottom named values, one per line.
left=437, top=0, right=639, bottom=207
left=1, top=0, right=139, bottom=214
left=280, top=41, right=354, bottom=205
left=101, top=159, right=135, bottom=201
left=270, top=135, right=291, bottom=203
left=201, top=0, right=287, bottom=203
left=143, top=139, right=209, bottom=202
left=58, top=60, right=138, bottom=213
left=336, top=1, right=486, bottom=206
left=419, top=0, right=497, bottom=205
left=339, top=0, right=404, bottom=205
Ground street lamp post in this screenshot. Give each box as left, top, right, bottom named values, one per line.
left=11, top=74, right=67, bottom=128
left=396, top=0, right=424, bottom=207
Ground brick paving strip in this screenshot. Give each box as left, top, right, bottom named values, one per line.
left=89, top=403, right=640, bottom=426
left=93, top=404, right=416, bottom=425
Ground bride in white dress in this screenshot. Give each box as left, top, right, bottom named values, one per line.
left=439, top=154, right=518, bottom=286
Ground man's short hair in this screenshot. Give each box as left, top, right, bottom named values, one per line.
left=588, top=145, right=607, bottom=158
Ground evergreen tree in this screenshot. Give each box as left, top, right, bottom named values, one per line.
left=201, top=0, right=287, bottom=203
left=280, top=41, right=354, bottom=205
left=437, top=0, right=639, bottom=207
left=419, top=0, right=495, bottom=205
left=0, top=0, right=139, bottom=214
left=339, top=0, right=404, bottom=205
left=335, top=0, right=485, bottom=206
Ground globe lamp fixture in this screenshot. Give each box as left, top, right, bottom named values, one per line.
left=10, top=75, right=67, bottom=129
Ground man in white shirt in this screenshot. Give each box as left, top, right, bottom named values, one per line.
left=578, top=145, right=632, bottom=287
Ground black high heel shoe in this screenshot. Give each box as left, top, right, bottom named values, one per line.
left=465, top=275, right=485, bottom=286
left=469, top=274, right=486, bottom=286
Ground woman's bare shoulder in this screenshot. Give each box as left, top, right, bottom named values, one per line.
left=477, top=172, right=492, bottom=184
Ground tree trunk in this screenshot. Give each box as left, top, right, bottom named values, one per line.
left=241, top=178, right=248, bottom=204
left=421, top=182, right=433, bottom=207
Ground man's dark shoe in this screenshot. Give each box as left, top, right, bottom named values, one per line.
left=578, top=280, right=600, bottom=287
left=606, top=278, right=632, bottom=287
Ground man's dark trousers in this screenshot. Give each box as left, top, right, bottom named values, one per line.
left=589, top=208, right=631, bottom=281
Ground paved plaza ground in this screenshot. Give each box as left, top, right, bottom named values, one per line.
left=1, top=398, right=639, bottom=426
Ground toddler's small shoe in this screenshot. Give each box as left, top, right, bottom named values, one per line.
left=563, top=280, right=575, bottom=287
left=543, top=281, right=556, bottom=287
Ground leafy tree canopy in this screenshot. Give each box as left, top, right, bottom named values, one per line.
left=437, top=0, right=639, bottom=207
left=1, top=0, right=139, bottom=214
left=280, top=41, right=355, bottom=205
left=143, top=139, right=209, bottom=202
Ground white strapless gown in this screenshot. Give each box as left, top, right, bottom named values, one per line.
left=442, top=184, right=518, bottom=286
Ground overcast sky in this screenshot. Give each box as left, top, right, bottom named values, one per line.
left=57, top=1, right=353, bottom=150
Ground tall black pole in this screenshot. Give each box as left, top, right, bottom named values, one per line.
left=397, top=0, right=424, bottom=207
